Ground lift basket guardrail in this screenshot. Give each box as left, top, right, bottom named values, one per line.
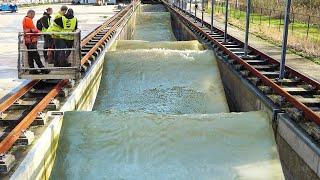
left=18, top=30, right=81, bottom=80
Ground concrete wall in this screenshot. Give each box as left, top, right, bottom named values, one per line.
left=169, top=10, right=320, bottom=180
left=9, top=4, right=139, bottom=180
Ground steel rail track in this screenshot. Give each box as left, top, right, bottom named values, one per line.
left=163, top=2, right=320, bottom=138
left=0, top=1, right=137, bottom=159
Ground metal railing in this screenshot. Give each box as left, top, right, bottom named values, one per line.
left=18, top=30, right=81, bottom=79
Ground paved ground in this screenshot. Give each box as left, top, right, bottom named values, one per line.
left=0, top=3, right=116, bottom=100
left=187, top=4, right=320, bottom=82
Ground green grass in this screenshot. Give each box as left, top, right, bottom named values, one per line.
left=208, top=5, right=320, bottom=42
left=205, top=5, right=320, bottom=64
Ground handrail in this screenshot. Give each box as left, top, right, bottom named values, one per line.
left=0, top=1, right=139, bottom=155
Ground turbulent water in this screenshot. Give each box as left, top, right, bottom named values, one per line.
left=93, top=48, right=229, bottom=114
left=133, top=12, right=176, bottom=41
left=52, top=111, right=283, bottom=180
left=115, top=40, right=204, bottom=50
left=51, top=5, right=284, bottom=180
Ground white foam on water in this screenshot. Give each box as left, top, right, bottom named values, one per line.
left=114, top=40, right=204, bottom=51
left=51, top=6, right=284, bottom=179
left=51, top=111, right=284, bottom=180
left=133, top=12, right=176, bottom=41
left=93, top=49, right=229, bottom=114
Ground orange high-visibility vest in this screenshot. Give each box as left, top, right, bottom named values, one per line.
left=22, top=16, right=40, bottom=44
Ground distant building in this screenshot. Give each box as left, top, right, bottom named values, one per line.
left=1, top=0, right=72, bottom=5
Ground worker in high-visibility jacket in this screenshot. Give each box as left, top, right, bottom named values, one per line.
left=47, top=5, right=68, bottom=67
left=39, top=7, right=53, bottom=63
left=22, top=10, right=49, bottom=74
left=53, top=8, right=78, bottom=67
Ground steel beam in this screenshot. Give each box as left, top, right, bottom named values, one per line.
left=0, top=80, right=68, bottom=154
left=0, top=81, right=39, bottom=113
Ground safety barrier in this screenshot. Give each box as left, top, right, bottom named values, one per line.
left=18, top=30, right=81, bottom=79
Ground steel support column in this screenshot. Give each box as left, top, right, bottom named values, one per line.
left=210, top=0, right=214, bottom=33
left=279, top=0, right=292, bottom=79
left=244, top=0, right=251, bottom=57
left=224, top=0, right=229, bottom=43
left=201, top=0, right=204, bottom=26
left=194, top=0, right=197, bottom=22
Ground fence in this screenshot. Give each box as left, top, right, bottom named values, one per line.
left=213, top=2, right=320, bottom=40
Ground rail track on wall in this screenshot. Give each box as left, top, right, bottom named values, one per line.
left=162, top=1, right=320, bottom=141
left=0, top=1, right=138, bottom=172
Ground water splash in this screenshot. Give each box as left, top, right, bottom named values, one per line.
left=51, top=111, right=284, bottom=180
left=115, top=40, right=204, bottom=50
left=93, top=49, right=229, bottom=114
left=51, top=5, right=284, bottom=179
left=133, top=12, right=176, bottom=41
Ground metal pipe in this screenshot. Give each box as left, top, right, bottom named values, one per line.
left=244, top=0, right=251, bottom=57
left=224, top=0, right=229, bottom=43
left=189, top=0, right=192, bottom=13
left=279, top=0, right=292, bottom=79
left=210, top=0, right=214, bottom=33
left=201, top=0, right=204, bottom=26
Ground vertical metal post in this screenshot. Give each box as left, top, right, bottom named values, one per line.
left=307, top=15, right=311, bottom=38
left=291, top=12, right=294, bottom=34
left=279, top=11, right=282, bottom=31
left=224, top=0, right=229, bottom=43
left=201, top=0, right=204, bottom=26
left=195, top=0, right=197, bottom=22
left=211, top=0, right=214, bottom=33
left=259, top=8, right=262, bottom=24
left=269, top=10, right=271, bottom=27
left=189, top=0, right=192, bottom=13
left=244, top=0, right=251, bottom=57
left=279, top=0, right=292, bottom=79
left=182, top=0, right=184, bottom=10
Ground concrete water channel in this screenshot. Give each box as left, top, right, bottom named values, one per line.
left=5, top=2, right=320, bottom=180
left=50, top=4, right=284, bottom=179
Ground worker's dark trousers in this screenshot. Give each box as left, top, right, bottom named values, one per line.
left=53, top=38, right=65, bottom=67
left=43, top=35, right=54, bottom=63
left=26, top=43, right=44, bottom=68
left=64, top=40, right=74, bottom=64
